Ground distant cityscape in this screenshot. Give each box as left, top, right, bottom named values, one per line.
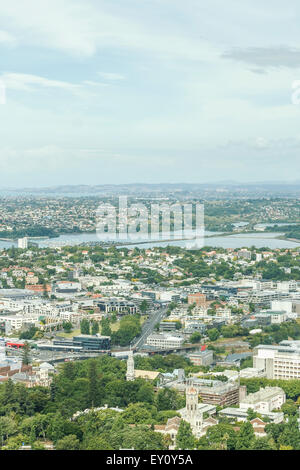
left=0, top=191, right=300, bottom=450
left=1, top=0, right=300, bottom=456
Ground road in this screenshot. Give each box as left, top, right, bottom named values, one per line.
left=133, top=307, right=168, bottom=350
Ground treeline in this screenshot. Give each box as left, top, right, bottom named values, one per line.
left=240, top=376, right=300, bottom=400
left=197, top=416, right=300, bottom=450
left=247, top=321, right=300, bottom=348
left=263, top=223, right=300, bottom=241
left=1, top=354, right=300, bottom=450
left=0, top=355, right=185, bottom=450
left=285, top=226, right=300, bottom=240
left=0, top=227, right=58, bottom=239
left=134, top=354, right=193, bottom=374
left=110, top=314, right=142, bottom=346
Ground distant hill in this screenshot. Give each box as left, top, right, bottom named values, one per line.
left=2, top=182, right=300, bottom=198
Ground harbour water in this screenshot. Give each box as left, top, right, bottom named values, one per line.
left=0, top=230, right=299, bottom=250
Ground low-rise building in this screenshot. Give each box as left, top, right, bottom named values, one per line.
left=240, top=386, right=285, bottom=413
left=146, top=333, right=184, bottom=349
left=219, top=407, right=284, bottom=424
left=191, top=378, right=240, bottom=407
left=187, top=349, right=214, bottom=367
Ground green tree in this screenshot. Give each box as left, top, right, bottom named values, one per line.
left=278, top=416, right=300, bottom=450
left=56, top=434, right=80, bottom=450
left=250, top=437, right=276, bottom=450
left=81, top=436, right=112, bottom=450
left=101, top=318, right=112, bottom=337
left=156, top=388, right=182, bottom=411
left=91, top=321, right=99, bottom=335
left=207, top=328, right=220, bottom=342
left=62, top=322, right=72, bottom=334
left=206, top=423, right=237, bottom=450
left=88, top=360, right=99, bottom=408
left=0, top=416, right=17, bottom=446
left=136, top=383, right=155, bottom=404
left=175, top=420, right=196, bottom=450
left=80, top=318, right=90, bottom=335
left=247, top=408, right=258, bottom=421
left=235, top=421, right=255, bottom=450
left=189, top=332, right=202, bottom=344
left=140, top=300, right=148, bottom=314
left=22, top=342, right=31, bottom=366
left=281, top=400, right=298, bottom=417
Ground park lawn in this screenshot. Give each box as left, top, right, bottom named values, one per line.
left=56, top=328, right=81, bottom=339
left=100, top=315, right=147, bottom=334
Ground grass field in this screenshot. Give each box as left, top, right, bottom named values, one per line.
left=56, top=328, right=81, bottom=339
left=56, top=315, right=148, bottom=337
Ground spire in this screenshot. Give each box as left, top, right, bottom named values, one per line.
left=126, top=350, right=135, bottom=381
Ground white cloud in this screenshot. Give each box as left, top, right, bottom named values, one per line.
left=0, top=72, right=82, bottom=93
left=0, top=0, right=299, bottom=185
left=97, top=72, right=125, bottom=81
left=0, top=30, right=16, bottom=45
left=0, top=0, right=220, bottom=60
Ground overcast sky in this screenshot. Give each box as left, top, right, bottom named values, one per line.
left=0, top=0, right=300, bottom=187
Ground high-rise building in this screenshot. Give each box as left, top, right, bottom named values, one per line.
left=18, top=237, right=28, bottom=249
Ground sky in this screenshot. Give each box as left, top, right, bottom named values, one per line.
left=0, top=0, right=300, bottom=187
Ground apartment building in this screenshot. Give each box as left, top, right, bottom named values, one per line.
left=0, top=313, right=39, bottom=332
left=249, top=291, right=289, bottom=305
left=188, top=293, right=207, bottom=307
left=253, top=342, right=300, bottom=379
left=159, top=321, right=178, bottom=332
left=237, top=249, right=252, bottom=260
left=255, top=310, right=287, bottom=325
left=146, top=333, right=184, bottom=349
left=272, top=300, right=300, bottom=316
left=97, top=298, right=137, bottom=315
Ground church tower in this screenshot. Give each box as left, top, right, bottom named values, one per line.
left=186, top=383, right=199, bottom=420
left=126, top=349, right=135, bottom=381
left=185, top=381, right=203, bottom=437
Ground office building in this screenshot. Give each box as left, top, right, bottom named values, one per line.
left=146, top=333, right=184, bottom=349
left=188, top=349, right=214, bottom=367
left=253, top=342, right=300, bottom=379
left=39, top=334, right=111, bottom=352
left=191, top=378, right=240, bottom=406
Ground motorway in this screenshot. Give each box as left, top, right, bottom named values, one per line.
left=133, top=307, right=168, bottom=350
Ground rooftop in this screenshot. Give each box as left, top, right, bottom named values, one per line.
left=241, top=387, right=285, bottom=404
